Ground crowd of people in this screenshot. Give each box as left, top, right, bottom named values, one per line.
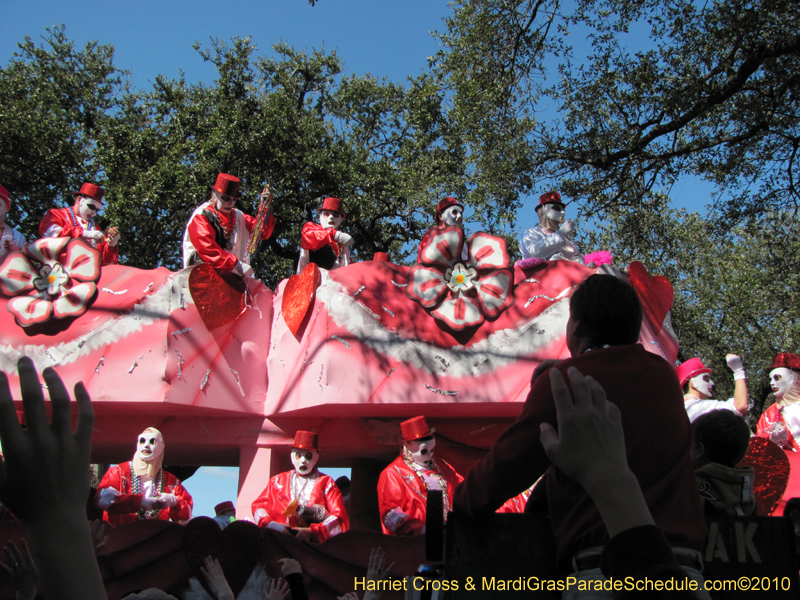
left=1, top=179, right=799, bottom=599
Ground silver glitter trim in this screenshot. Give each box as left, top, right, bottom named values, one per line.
left=143, top=282, right=154, bottom=293
left=179, top=292, right=185, bottom=310
left=390, top=280, right=408, bottom=288
left=101, top=288, right=127, bottom=295
left=45, top=350, right=56, bottom=362
left=424, top=385, right=458, bottom=396
left=128, top=355, right=143, bottom=374
left=300, top=349, right=314, bottom=373
left=382, top=306, right=395, bottom=317
left=523, top=278, right=540, bottom=283
left=331, top=335, right=351, bottom=349
left=230, top=368, right=246, bottom=397
left=353, top=285, right=366, bottom=296
left=318, top=365, right=325, bottom=391
left=434, top=355, right=450, bottom=369
left=172, top=327, right=192, bottom=337
left=77, top=339, right=86, bottom=348
left=174, top=349, right=184, bottom=379
left=386, top=367, right=395, bottom=377
left=94, top=356, right=105, bottom=373
left=201, top=369, right=211, bottom=390
left=524, top=294, right=557, bottom=308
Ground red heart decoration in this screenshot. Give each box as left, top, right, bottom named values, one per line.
left=188, top=264, right=246, bottom=331
left=628, top=261, right=674, bottom=334
left=282, top=263, right=321, bottom=335
left=183, top=517, right=263, bottom=597
left=741, top=437, right=790, bottom=516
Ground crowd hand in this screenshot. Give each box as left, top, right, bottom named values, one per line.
left=558, top=220, right=576, bottom=236
left=539, top=367, right=628, bottom=496
left=264, top=576, right=290, bottom=600
left=200, top=556, right=235, bottom=600
left=235, top=260, right=255, bottom=278
left=531, top=359, right=561, bottom=386
left=334, top=231, right=354, bottom=247
left=0, top=540, right=40, bottom=600
left=364, top=546, right=394, bottom=600
left=337, top=594, right=358, bottom=600
left=89, top=519, right=108, bottom=554
left=82, top=229, right=105, bottom=241
left=278, top=557, right=302, bottom=576
left=106, top=226, right=120, bottom=247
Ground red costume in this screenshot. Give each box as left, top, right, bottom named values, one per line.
left=756, top=403, right=800, bottom=451
left=251, top=470, right=349, bottom=543
left=183, top=203, right=275, bottom=271
left=39, top=207, right=118, bottom=266
left=300, top=222, right=344, bottom=270
left=97, top=462, right=193, bottom=526
left=453, top=344, right=706, bottom=571
left=377, top=454, right=463, bottom=536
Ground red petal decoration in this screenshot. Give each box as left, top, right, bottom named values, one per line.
left=282, top=262, right=321, bottom=335
left=741, top=436, right=790, bottom=516
left=188, top=264, right=246, bottom=331
left=628, top=261, right=673, bottom=334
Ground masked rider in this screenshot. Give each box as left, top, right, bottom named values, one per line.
left=757, top=353, right=800, bottom=451
left=519, top=191, right=581, bottom=262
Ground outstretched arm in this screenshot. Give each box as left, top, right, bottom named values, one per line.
left=0, top=357, right=105, bottom=600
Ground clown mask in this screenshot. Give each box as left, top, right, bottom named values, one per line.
left=440, top=205, right=463, bottom=228
left=771, top=368, right=797, bottom=400
left=543, top=203, right=566, bottom=224
left=319, top=210, right=343, bottom=230
left=690, top=373, right=715, bottom=399
left=75, top=196, right=102, bottom=221
left=136, top=429, right=164, bottom=464
left=212, top=190, right=237, bottom=214
left=291, top=448, right=319, bottom=477
left=405, top=436, right=436, bottom=469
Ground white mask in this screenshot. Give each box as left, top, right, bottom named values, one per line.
left=319, top=210, right=343, bottom=230
left=291, top=448, right=319, bottom=476
left=212, top=190, right=237, bottom=213
left=771, top=368, right=797, bottom=400
left=690, top=373, right=715, bottom=399
left=543, top=204, right=565, bottom=223
left=405, top=436, right=436, bottom=468
left=440, top=205, right=463, bottom=228
left=76, top=196, right=102, bottom=221
left=135, top=429, right=164, bottom=463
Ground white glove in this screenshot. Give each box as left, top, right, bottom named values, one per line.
left=559, top=220, right=576, bottom=236
left=158, top=493, right=179, bottom=508
left=235, top=261, right=254, bottom=278
left=83, top=229, right=105, bottom=241
left=140, top=496, right=162, bottom=510
left=266, top=521, right=289, bottom=533
left=335, top=231, right=354, bottom=247
left=726, top=354, right=746, bottom=380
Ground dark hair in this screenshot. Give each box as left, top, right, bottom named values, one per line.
left=693, top=410, right=752, bottom=468
left=569, top=274, right=643, bottom=347
left=682, top=381, right=691, bottom=394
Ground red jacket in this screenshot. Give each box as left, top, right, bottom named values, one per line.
left=39, top=207, right=119, bottom=266
left=186, top=206, right=275, bottom=271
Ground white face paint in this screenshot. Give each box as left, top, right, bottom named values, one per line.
left=440, top=205, right=464, bottom=228
left=212, top=190, right=237, bottom=213
left=76, top=196, right=102, bottom=221
left=690, top=373, right=715, bottom=399
left=405, top=436, right=436, bottom=468
left=771, top=368, right=797, bottom=400
left=319, top=210, right=343, bottom=230
left=135, top=429, right=164, bottom=463
left=291, top=449, right=319, bottom=476
left=543, top=203, right=565, bottom=223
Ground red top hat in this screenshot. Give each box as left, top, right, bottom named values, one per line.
left=373, top=252, right=390, bottom=262
left=293, top=430, right=319, bottom=451
left=73, top=182, right=105, bottom=205
left=0, top=185, right=9, bottom=211
left=435, top=197, right=463, bottom=223
left=320, top=197, right=346, bottom=218
left=401, top=416, right=435, bottom=442
left=676, top=357, right=712, bottom=387
left=215, top=501, right=235, bottom=516
left=535, top=191, right=565, bottom=212
left=210, top=173, right=242, bottom=198
left=772, top=353, right=800, bottom=371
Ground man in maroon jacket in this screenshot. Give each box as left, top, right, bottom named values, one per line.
left=453, top=274, right=706, bottom=582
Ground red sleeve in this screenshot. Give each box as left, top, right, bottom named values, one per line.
left=39, top=209, right=82, bottom=239
left=165, top=475, right=193, bottom=522
left=98, top=239, right=119, bottom=266
left=301, top=222, right=338, bottom=251
left=251, top=478, right=281, bottom=528
left=309, top=477, right=349, bottom=542
left=98, top=465, right=145, bottom=514
left=244, top=212, right=276, bottom=241
left=453, top=375, right=554, bottom=517
left=377, top=461, right=426, bottom=536
left=187, top=212, right=239, bottom=271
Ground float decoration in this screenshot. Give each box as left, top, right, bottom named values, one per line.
left=742, top=437, right=790, bottom=516
left=628, top=261, right=674, bottom=335
left=406, top=227, right=514, bottom=331
left=188, top=263, right=246, bottom=331
left=282, top=262, right=322, bottom=335
left=0, top=237, right=101, bottom=327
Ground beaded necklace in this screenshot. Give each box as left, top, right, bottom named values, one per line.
left=402, top=453, right=450, bottom=522
left=209, top=204, right=235, bottom=250
left=131, top=467, right=164, bottom=519
left=67, top=207, right=96, bottom=233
